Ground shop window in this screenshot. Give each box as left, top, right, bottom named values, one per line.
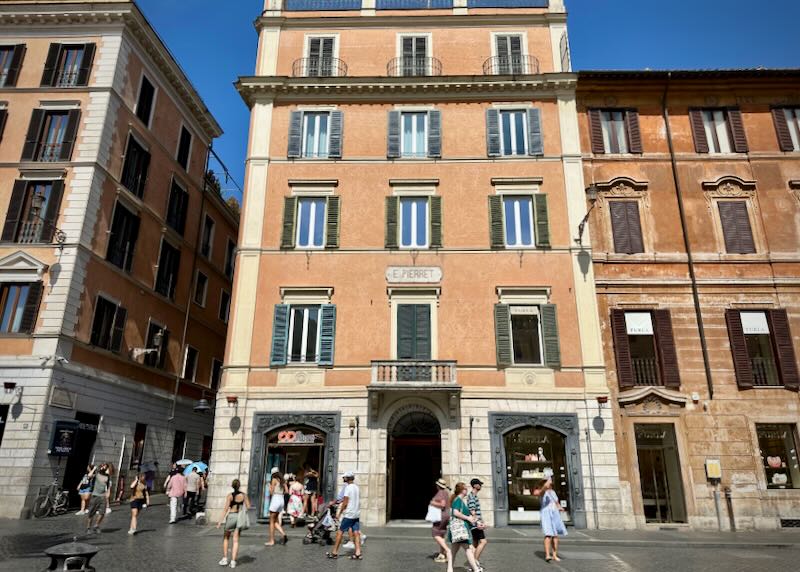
left=634, top=424, right=687, bottom=523
left=130, top=423, right=147, bottom=470
left=504, top=426, right=569, bottom=524
left=757, top=424, right=800, bottom=490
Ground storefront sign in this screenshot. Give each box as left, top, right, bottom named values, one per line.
left=274, top=430, right=322, bottom=444
left=385, top=266, right=442, bottom=284
left=625, top=312, right=654, bottom=335
left=48, top=420, right=80, bottom=456
left=741, top=311, right=770, bottom=335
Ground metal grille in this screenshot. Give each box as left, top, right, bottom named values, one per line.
left=780, top=518, right=800, bottom=528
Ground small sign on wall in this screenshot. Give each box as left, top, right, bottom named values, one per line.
left=48, top=420, right=80, bottom=456
left=705, top=458, right=722, bottom=480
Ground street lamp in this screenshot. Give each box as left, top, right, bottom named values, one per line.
left=29, top=188, right=66, bottom=249
left=131, top=329, right=164, bottom=360
left=575, top=185, right=599, bottom=246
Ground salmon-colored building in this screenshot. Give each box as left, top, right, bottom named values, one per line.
left=578, top=70, right=800, bottom=530
left=0, top=0, right=236, bottom=518
left=210, top=0, right=631, bottom=528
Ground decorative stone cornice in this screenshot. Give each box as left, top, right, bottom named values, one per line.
left=595, top=176, right=649, bottom=192
left=701, top=175, right=757, bottom=192
left=0, top=2, right=221, bottom=140
left=257, top=12, right=567, bottom=31
left=236, top=73, right=577, bottom=106
left=618, top=386, right=687, bottom=407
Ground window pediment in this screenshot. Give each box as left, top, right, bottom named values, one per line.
left=0, top=250, right=47, bottom=281
left=701, top=176, right=756, bottom=193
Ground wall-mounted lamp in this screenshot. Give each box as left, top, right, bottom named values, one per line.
left=349, top=418, right=357, bottom=437
left=193, top=391, right=212, bottom=414
left=596, top=395, right=609, bottom=410
left=4, top=381, right=17, bottom=394
left=576, top=185, right=600, bottom=246
left=226, top=395, right=238, bottom=407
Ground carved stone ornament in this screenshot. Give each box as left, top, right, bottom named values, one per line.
left=618, top=386, right=687, bottom=417
left=789, top=180, right=800, bottom=206
left=701, top=176, right=757, bottom=210
left=594, top=177, right=650, bottom=209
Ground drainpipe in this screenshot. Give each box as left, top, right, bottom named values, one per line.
left=661, top=73, right=715, bottom=399
left=169, top=143, right=213, bottom=420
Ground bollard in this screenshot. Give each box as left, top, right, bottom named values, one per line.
left=42, top=538, right=99, bottom=572
left=723, top=487, right=736, bottom=532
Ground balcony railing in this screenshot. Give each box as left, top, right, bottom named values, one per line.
left=55, top=70, right=79, bottom=87
left=632, top=356, right=661, bottom=386
left=371, top=360, right=457, bottom=384
left=292, top=57, right=348, bottom=77
left=376, top=0, right=453, bottom=8
left=467, top=0, right=549, bottom=6
left=16, top=221, right=44, bottom=244
left=283, top=0, right=361, bottom=10
left=482, top=55, right=540, bottom=75
left=752, top=356, right=781, bottom=386
left=387, top=57, right=442, bottom=77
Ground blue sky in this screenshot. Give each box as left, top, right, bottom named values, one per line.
left=136, top=0, right=800, bottom=197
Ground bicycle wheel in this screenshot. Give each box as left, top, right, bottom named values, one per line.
left=32, top=495, right=52, bottom=518
left=53, top=493, right=68, bottom=515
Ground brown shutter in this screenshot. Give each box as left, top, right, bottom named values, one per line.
left=76, top=43, right=96, bottom=86
left=627, top=201, right=645, bottom=254
left=768, top=309, right=799, bottom=391
left=772, top=108, right=795, bottom=152
left=718, top=201, right=755, bottom=254
left=653, top=309, right=680, bottom=390
left=727, top=108, right=749, bottom=153
left=689, top=109, right=709, bottom=153
left=611, top=309, right=635, bottom=389
left=59, top=110, right=81, bottom=161
left=19, top=282, right=43, bottom=334
left=40, top=43, right=60, bottom=87
left=588, top=109, right=605, bottom=154
left=40, top=180, right=64, bottom=243
left=625, top=109, right=643, bottom=153
left=609, top=201, right=631, bottom=254
left=0, top=109, right=7, bottom=142
left=726, top=309, right=754, bottom=390
left=1, top=180, right=27, bottom=242
left=21, top=109, right=45, bottom=161
left=5, top=44, right=26, bottom=87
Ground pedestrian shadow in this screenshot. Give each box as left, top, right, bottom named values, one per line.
left=237, top=555, right=256, bottom=564
left=132, top=529, right=156, bottom=535
left=4, top=533, right=75, bottom=558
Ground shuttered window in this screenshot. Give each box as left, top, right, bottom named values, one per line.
left=690, top=108, right=748, bottom=154
left=400, top=197, right=428, bottom=248
left=135, top=76, right=156, bottom=127
left=726, top=309, right=799, bottom=391
left=288, top=110, right=343, bottom=159
left=0, top=45, right=25, bottom=87
left=489, top=193, right=549, bottom=249
left=773, top=107, right=800, bottom=152
left=120, top=135, right=150, bottom=197
left=270, top=304, right=337, bottom=367
left=387, top=110, right=441, bottom=158
left=2, top=180, right=64, bottom=244
left=154, top=240, right=181, bottom=299
left=486, top=108, right=543, bottom=157
left=281, top=196, right=340, bottom=249
left=182, top=346, right=199, bottom=381
left=494, top=303, right=560, bottom=368
left=397, top=304, right=431, bottom=360
left=304, top=112, right=329, bottom=157
left=176, top=126, right=192, bottom=170
left=307, top=37, right=335, bottom=76
left=385, top=196, right=442, bottom=249
left=193, top=271, right=208, bottom=306
left=589, top=109, right=642, bottom=154
left=42, top=43, right=95, bottom=87
left=105, top=202, right=140, bottom=272
left=0, top=282, right=42, bottom=334
left=165, top=180, right=189, bottom=235
left=610, top=309, right=681, bottom=390
left=23, top=110, right=80, bottom=163
left=90, top=296, right=127, bottom=352
left=609, top=200, right=644, bottom=254
left=500, top=110, right=527, bottom=155
left=495, top=35, right=524, bottom=74
left=401, top=36, right=428, bottom=76
left=718, top=201, right=756, bottom=254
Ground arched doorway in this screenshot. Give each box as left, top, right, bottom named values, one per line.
left=388, top=408, right=441, bottom=520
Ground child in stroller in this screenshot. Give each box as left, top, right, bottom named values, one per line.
left=303, top=499, right=338, bottom=545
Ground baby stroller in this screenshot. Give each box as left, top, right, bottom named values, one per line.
left=303, top=500, right=338, bottom=546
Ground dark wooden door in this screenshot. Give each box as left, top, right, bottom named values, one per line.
left=389, top=436, right=441, bottom=520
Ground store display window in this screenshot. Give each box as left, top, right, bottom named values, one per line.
left=504, top=427, right=569, bottom=523
left=757, top=424, right=800, bottom=489
left=259, top=426, right=325, bottom=518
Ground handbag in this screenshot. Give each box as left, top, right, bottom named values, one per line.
left=236, top=508, right=250, bottom=531
left=449, top=517, right=469, bottom=543
left=425, top=505, right=443, bottom=523
left=767, top=456, right=782, bottom=469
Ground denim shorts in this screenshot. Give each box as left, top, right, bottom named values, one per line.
left=340, top=517, right=360, bottom=532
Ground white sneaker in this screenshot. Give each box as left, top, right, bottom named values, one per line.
left=127, top=529, right=136, bottom=535
left=229, top=561, right=237, bottom=569
left=105, top=508, right=112, bottom=514
left=343, top=541, right=355, bottom=550
left=218, top=558, right=229, bottom=566
left=75, top=510, right=85, bottom=515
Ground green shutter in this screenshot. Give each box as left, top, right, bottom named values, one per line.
left=318, top=304, right=336, bottom=367
left=489, top=195, right=504, bottom=249
left=325, top=196, right=340, bottom=249
left=540, top=304, right=561, bottom=369
left=397, top=304, right=415, bottom=359
left=494, top=303, right=512, bottom=368
left=533, top=193, right=551, bottom=249
left=280, top=197, right=296, bottom=249
left=415, top=304, right=432, bottom=360
left=269, top=304, right=290, bottom=367
left=430, top=196, right=442, bottom=249
left=385, top=196, right=399, bottom=249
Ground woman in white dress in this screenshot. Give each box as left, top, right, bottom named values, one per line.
left=265, top=471, right=288, bottom=546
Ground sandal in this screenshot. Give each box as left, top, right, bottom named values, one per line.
left=326, top=552, right=338, bottom=559
left=350, top=554, right=363, bottom=560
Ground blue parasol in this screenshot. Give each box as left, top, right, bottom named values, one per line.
left=183, top=461, right=208, bottom=476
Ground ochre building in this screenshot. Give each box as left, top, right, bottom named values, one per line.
left=578, top=70, right=800, bottom=530
left=210, top=0, right=632, bottom=529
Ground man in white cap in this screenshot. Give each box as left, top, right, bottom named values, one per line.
left=326, top=471, right=362, bottom=560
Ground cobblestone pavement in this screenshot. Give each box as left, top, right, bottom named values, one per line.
left=2, top=498, right=800, bottom=571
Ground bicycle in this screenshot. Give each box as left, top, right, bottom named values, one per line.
left=32, top=478, right=70, bottom=518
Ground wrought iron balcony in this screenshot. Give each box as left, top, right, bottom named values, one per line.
left=752, top=356, right=781, bottom=386
left=55, top=70, right=79, bottom=87
left=292, top=57, right=348, bottom=77
left=387, top=57, right=442, bottom=77
left=283, top=0, right=361, bottom=10
left=376, top=0, right=453, bottom=7
left=632, top=356, right=661, bottom=387
left=16, top=221, right=44, bottom=244
left=482, top=55, right=540, bottom=75
left=371, top=360, right=457, bottom=384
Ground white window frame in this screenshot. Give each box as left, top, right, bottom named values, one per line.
left=508, top=305, right=545, bottom=366
left=501, top=194, right=536, bottom=248
left=134, top=73, right=158, bottom=128
left=303, top=34, right=341, bottom=76
left=396, top=33, right=432, bottom=75
left=201, top=213, right=215, bottom=259
left=498, top=108, right=529, bottom=156
left=702, top=110, right=733, bottom=154
left=783, top=108, right=800, bottom=151
left=399, top=111, right=428, bottom=158
left=210, top=358, right=224, bottom=389
left=490, top=31, right=529, bottom=73
left=301, top=111, right=331, bottom=158
left=182, top=345, right=198, bottom=382
left=287, top=305, right=322, bottom=365
left=219, top=289, right=230, bottom=323
left=295, top=196, right=327, bottom=249
left=398, top=195, right=430, bottom=249
left=193, top=270, right=208, bottom=307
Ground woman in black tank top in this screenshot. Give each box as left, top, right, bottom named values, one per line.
left=217, top=479, right=251, bottom=568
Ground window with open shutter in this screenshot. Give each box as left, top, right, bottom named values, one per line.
left=773, top=108, right=800, bottom=152
left=318, top=304, right=337, bottom=366
left=0, top=282, right=40, bottom=334
left=106, top=202, right=140, bottom=271
left=653, top=310, right=680, bottom=389
left=121, top=135, right=150, bottom=197
left=611, top=309, right=635, bottom=389
left=325, top=196, right=340, bottom=249
left=307, top=37, right=335, bottom=77
left=0, top=44, right=26, bottom=87
left=540, top=304, right=561, bottom=369
left=767, top=310, right=799, bottom=390
left=270, top=304, right=290, bottom=367
left=494, top=303, right=512, bottom=368
left=588, top=109, right=605, bottom=154
left=281, top=197, right=297, bottom=249
left=726, top=309, right=754, bottom=390
left=385, top=196, right=399, bottom=249
left=718, top=201, right=755, bottom=254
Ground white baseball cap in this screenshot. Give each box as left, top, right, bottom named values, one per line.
left=343, top=470, right=355, bottom=479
